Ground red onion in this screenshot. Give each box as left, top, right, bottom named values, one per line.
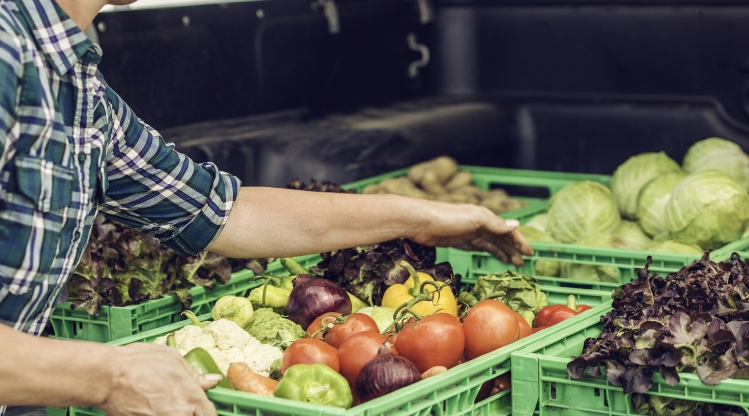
left=285, top=274, right=351, bottom=328
left=356, top=342, right=421, bottom=403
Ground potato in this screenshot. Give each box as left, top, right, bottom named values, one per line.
left=362, top=184, right=380, bottom=194
left=481, top=193, right=525, bottom=214
left=444, top=171, right=473, bottom=191
left=379, top=177, right=429, bottom=199
left=407, top=156, right=458, bottom=185
left=421, top=171, right=447, bottom=195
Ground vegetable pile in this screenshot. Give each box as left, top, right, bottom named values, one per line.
left=360, top=156, right=525, bottom=215
left=67, top=216, right=264, bottom=315
left=567, top=252, right=749, bottom=395
left=519, top=138, right=749, bottom=282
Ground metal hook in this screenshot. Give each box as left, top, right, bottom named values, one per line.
left=316, top=0, right=340, bottom=34
left=407, top=33, right=430, bottom=79
left=415, top=0, right=434, bottom=24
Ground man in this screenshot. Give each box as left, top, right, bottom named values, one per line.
left=0, top=0, right=531, bottom=414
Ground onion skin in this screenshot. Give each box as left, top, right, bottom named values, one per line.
left=285, top=274, right=352, bottom=328
left=356, top=343, right=421, bottom=403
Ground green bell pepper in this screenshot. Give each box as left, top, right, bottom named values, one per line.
left=274, top=364, right=353, bottom=408
left=248, top=285, right=291, bottom=313
left=167, top=333, right=233, bottom=390
left=347, top=292, right=368, bottom=312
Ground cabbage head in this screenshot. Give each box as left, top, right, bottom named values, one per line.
left=646, top=240, right=703, bottom=255
left=356, top=306, right=396, bottom=333
left=547, top=181, right=621, bottom=244
left=614, top=220, right=651, bottom=250
left=636, top=171, right=687, bottom=237
left=525, top=214, right=548, bottom=233
left=518, top=226, right=560, bottom=277
left=610, top=152, right=682, bottom=219
left=665, top=170, right=749, bottom=249
left=560, top=235, right=620, bottom=283
left=683, top=137, right=749, bottom=189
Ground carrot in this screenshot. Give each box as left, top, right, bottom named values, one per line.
left=227, top=362, right=278, bottom=396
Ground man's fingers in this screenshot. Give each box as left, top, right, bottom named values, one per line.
left=510, top=230, right=534, bottom=256
left=197, top=373, right=223, bottom=391
left=470, top=238, right=510, bottom=264
left=193, top=392, right=219, bottom=416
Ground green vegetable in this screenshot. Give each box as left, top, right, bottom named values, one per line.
left=211, top=295, right=254, bottom=328
left=182, top=347, right=234, bottom=389
left=517, top=226, right=560, bottom=277
left=524, top=213, right=548, bottom=233
left=274, top=363, right=353, bottom=409
left=347, top=292, right=368, bottom=312
left=463, top=271, right=548, bottom=325
left=547, top=181, right=621, bottom=244
left=280, top=257, right=311, bottom=276
left=646, top=240, right=703, bottom=255
left=665, top=170, right=749, bottom=249
left=248, top=285, right=291, bottom=314
left=683, top=137, right=749, bottom=190
left=636, top=171, right=687, bottom=237
left=268, top=358, right=283, bottom=381
left=560, top=235, right=620, bottom=283
left=245, top=308, right=305, bottom=345
left=610, top=152, right=682, bottom=219
left=613, top=220, right=651, bottom=250
left=632, top=394, right=746, bottom=416
left=357, top=306, right=397, bottom=333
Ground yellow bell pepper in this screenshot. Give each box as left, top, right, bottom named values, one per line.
left=381, top=269, right=458, bottom=317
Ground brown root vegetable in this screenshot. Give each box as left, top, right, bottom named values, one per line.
left=379, top=178, right=429, bottom=199
left=421, top=171, right=446, bottom=195
left=481, top=193, right=525, bottom=214
left=407, top=157, right=458, bottom=185
left=227, top=362, right=278, bottom=397
left=421, top=366, right=448, bottom=379
left=362, top=184, right=380, bottom=194
left=444, top=171, right=473, bottom=191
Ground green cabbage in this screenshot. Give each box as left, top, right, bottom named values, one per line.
left=683, top=137, right=749, bottom=189
left=245, top=308, right=305, bottom=345
left=665, top=170, right=749, bottom=249
left=547, top=181, right=621, bottom=244
left=525, top=213, right=548, bottom=233
left=610, top=152, right=683, bottom=219
left=560, top=235, right=620, bottom=283
left=646, top=240, right=703, bottom=255
left=614, top=220, right=651, bottom=250
left=517, top=226, right=560, bottom=277
left=636, top=171, right=687, bottom=237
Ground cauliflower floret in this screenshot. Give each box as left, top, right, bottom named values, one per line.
left=153, top=335, right=167, bottom=346
left=243, top=344, right=283, bottom=378
left=178, top=333, right=216, bottom=352
left=178, top=348, right=188, bottom=356
left=173, top=325, right=203, bottom=347
left=209, top=347, right=246, bottom=375
left=203, top=319, right=253, bottom=350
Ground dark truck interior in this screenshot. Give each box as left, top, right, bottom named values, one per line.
left=92, top=0, right=749, bottom=193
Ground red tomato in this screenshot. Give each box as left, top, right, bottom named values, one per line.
left=281, top=338, right=340, bottom=375
left=515, top=313, right=532, bottom=339
left=325, top=313, right=379, bottom=349
left=533, top=304, right=577, bottom=328
left=396, top=314, right=465, bottom=373
left=576, top=304, right=593, bottom=313
left=338, top=332, right=387, bottom=388
left=463, top=300, right=520, bottom=360
left=306, top=312, right=342, bottom=340
left=532, top=326, right=549, bottom=334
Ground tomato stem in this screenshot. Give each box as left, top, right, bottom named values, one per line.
left=398, top=260, right=423, bottom=298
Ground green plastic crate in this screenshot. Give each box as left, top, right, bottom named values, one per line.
left=47, top=407, right=68, bottom=416
left=48, top=255, right=322, bottom=343
left=449, top=201, right=749, bottom=291
left=511, top=303, right=749, bottom=416
left=67, top=286, right=612, bottom=416
left=342, top=165, right=612, bottom=217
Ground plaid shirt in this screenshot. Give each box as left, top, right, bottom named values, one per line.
left=0, top=0, right=239, bottom=343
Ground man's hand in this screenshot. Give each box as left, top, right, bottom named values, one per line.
left=101, top=343, right=221, bottom=416
left=411, top=202, right=532, bottom=266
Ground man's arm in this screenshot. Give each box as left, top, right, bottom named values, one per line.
left=0, top=323, right=220, bottom=415
left=208, top=187, right=530, bottom=265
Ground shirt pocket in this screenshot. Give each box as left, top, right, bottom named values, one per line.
left=14, top=155, right=74, bottom=211
left=0, top=155, right=77, bottom=296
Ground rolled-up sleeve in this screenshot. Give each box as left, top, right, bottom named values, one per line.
left=99, top=87, right=240, bottom=256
